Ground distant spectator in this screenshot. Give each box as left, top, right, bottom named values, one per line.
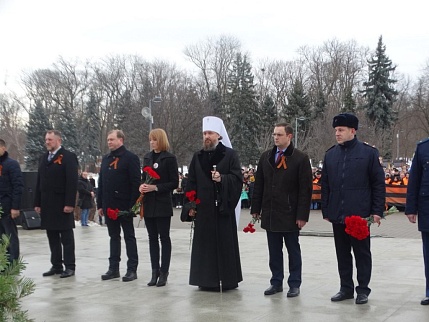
left=77, top=172, right=94, bottom=227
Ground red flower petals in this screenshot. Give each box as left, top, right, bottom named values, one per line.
left=345, top=215, right=369, bottom=240
left=243, top=222, right=256, bottom=233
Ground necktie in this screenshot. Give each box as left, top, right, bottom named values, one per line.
left=275, top=151, right=283, bottom=164
left=48, top=153, right=54, bottom=162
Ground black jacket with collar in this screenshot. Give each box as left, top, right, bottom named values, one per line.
left=321, top=137, right=385, bottom=223
left=0, top=151, right=23, bottom=214
left=97, top=145, right=141, bottom=212
left=142, top=150, right=179, bottom=218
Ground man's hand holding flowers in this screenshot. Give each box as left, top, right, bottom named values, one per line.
left=370, top=214, right=382, bottom=226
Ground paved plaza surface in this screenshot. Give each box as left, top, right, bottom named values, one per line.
left=19, top=210, right=428, bottom=321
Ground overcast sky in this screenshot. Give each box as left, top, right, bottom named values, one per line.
left=1, top=0, right=428, bottom=92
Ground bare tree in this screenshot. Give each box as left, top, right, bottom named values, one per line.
left=184, top=34, right=241, bottom=104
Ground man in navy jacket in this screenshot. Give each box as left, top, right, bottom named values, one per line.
left=0, top=139, right=23, bottom=262
left=97, top=130, right=140, bottom=282
left=321, top=113, right=385, bottom=305
left=406, top=137, right=429, bottom=305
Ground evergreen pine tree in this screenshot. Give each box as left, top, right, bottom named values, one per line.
left=56, top=111, right=79, bottom=154
left=0, top=235, right=35, bottom=321
left=25, top=101, right=51, bottom=170
left=281, top=79, right=311, bottom=147
left=342, top=87, right=357, bottom=113
left=225, top=53, right=259, bottom=166
left=256, top=95, right=278, bottom=153
left=361, top=36, right=398, bottom=130
left=281, top=78, right=311, bottom=121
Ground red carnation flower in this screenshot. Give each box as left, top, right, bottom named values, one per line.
left=107, top=208, right=119, bottom=220
left=345, top=215, right=369, bottom=240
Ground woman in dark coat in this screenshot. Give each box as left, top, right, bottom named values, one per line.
left=139, top=128, right=179, bottom=287
left=77, top=172, right=94, bottom=226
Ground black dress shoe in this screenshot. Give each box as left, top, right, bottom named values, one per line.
left=101, top=270, right=120, bottom=280
left=287, top=287, right=300, bottom=297
left=60, top=269, right=75, bottom=278
left=264, top=285, right=283, bottom=295
left=355, top=294, right=368, bottom=304
left=122, top=271, right=137, bottom=282
left=43, top=267, right=63, bottom=277
left=421, top=297, right=429, bottom=305
left=331, top=291, right=354, bottom=302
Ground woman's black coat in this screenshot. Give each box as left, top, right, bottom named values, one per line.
left=142, top=151, right=179, bottom=218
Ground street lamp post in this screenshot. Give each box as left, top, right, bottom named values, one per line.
left=396, top=131, right=399, bottom=161
left=294, top=116, right=306, bottom=148
left=142, top=96, right=162, bottom=132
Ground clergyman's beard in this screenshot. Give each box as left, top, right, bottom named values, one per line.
left=203, top=139, right=217, bottom=151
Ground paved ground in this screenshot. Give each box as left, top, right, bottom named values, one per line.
left=18, top=209, right=428, bottom=322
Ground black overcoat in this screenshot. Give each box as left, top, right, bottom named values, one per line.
left=97, top=145, right=141, bottom=212
left=34, top=147, right=79, bottom=230
left=185, top=142, right=243, bottom=289
left=251, top=144, right=313, bottom=232
left=142, top=151, right=179, bottom=218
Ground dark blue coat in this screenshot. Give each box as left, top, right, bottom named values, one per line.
left=321, top=137, right=385, bottom=223
left=405, top=138, right=429, bottom=232
left=97, top=145, right=141, bottom=212
left=0, top=151, right=23, bottom=214
left=142, top=151, right=178, bottom=218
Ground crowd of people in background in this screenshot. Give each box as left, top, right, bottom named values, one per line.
left=384, top=166, right=410, bottom=185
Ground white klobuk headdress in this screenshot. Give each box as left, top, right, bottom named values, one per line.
left=202, top=116, right=232, bottom=148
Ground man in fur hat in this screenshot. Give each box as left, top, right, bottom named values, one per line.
left=321, top=113, right=385, bottom=304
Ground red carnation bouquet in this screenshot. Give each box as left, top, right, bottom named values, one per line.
left=185, top=190, right=201, bottom=210
left=243, top=217, right=259, bottom=233
left=185, top=190, right=200, bottom=249
left=344, top=216, right=369, bottom=240
left=106, top=208, right=133, bottom=220
left=345, top=206, right=398, bottom=240
left=132, top=166, right=160, bottom=220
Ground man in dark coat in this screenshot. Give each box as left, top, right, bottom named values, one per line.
left=251, top=123, right=313, bottom=297
left=321, top=113, right=385, bottom=305
left=34, top=130, right=79, bottom=278
left=184, top=116, right=243, bottom=291
left=0, top=139, right=23, bottom=262
left=97, top=130, right=140, bottom=282
left=405, top=137, right=429, bottom=305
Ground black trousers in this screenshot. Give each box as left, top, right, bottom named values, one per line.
left=46, top=229, right=75, bottom=270
left=0, top=214, right=19, bottom=262
left=266, top=230, right=302, bottom=288
left=106, top=215, right=138, bottom=272
left=144, top=216, right=172, bottom=273
left=422, top=232, right=429, bottom=297
left=332, top=223, right=372, bottom=295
